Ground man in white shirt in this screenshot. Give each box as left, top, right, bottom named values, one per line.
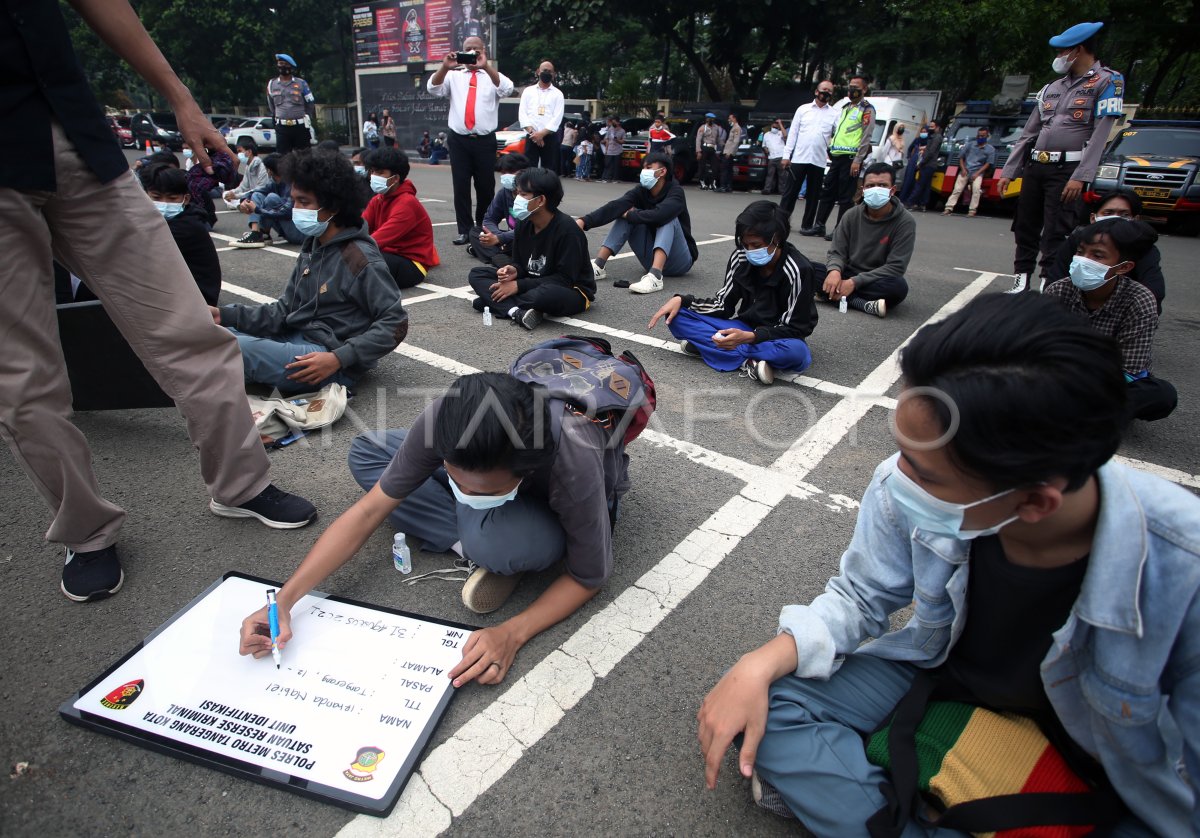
left=780, top=80, right=838, bottom=232
left=428, top=35, right=514, bottom=245
left=760, top=119, right=788, bottom=194
left=519, top=60, right=564, bottom=171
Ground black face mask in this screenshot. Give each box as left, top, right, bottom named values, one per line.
left=277, top=65, right=292, bottom=75
left=848, top=87, right=863, bottom=100
left=816, top=90, right=831, bottom=102
left=539, top=71, right=553, bottom=84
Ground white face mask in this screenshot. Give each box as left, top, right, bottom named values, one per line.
left=1069, top=255, right=1121, bottom=291
left=1052, top=51, right=1075, bottom=74
left=862, top=186, right=892, bottom=209
left=887, top=464, right=1020, bottom=540
left=449, top=475, right=521, bottom=510
left=370, top=173, right=392, bottom=194
left=639, top=168, right=660, bottom=189
left=500, top=173, right=516, bottom=190
left=153, top=201, right=185, bottom=220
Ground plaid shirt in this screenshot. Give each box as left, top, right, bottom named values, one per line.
left=1043, top=276, right=1158, bottom=375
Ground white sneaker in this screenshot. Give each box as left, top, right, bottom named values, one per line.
left=863, top=299, right=887, bottom=318
left=1006, top=272, right=1028, bottom=294
left=591, top=259, right=606, bottom=282
left=628, top=272, right=664, bottom=294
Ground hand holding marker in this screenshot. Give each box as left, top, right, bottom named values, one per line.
left=266, top=589, right=282, bottom=668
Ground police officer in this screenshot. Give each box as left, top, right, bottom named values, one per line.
left=811, top=74, right=876, bottom=240
left=267, top=54, right=316, bottom=155
left=998, top=22, right=1124, bottom=293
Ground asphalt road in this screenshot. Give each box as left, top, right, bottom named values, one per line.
left=2, top=157, right=1197, bottom=837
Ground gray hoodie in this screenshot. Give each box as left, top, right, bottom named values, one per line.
left=221, top=222, right=409, bottom=377
left=824, top=197, right=916, bottom=288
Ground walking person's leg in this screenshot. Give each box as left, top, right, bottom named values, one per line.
left=968, top=173, right=985, bottom=214
left=945, top=170, right=967, bottom=213
left=800, top=165, right=825, bottom=230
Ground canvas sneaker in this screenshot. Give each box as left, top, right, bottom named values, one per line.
left=461, top=564, right=522, bottom=614
left=61, top=545, right=124, bottom=603
left=518, top=308, right=544, bottom=331
left=864, top=299, right=887, bottom=318
left=740, top=358, right=774, bottom=385
left=232, top=231, right=267, bottom=248
left=628, top=272, right=664, bottom=294
left=1007, top=272, right=1029, bottom=293
left=210, top=484, right=317, bottom=529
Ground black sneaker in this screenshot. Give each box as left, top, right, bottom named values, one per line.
left=679, top=339, right=701, bottom=357
left=518, top=308, right=544, bottom=331
left=61, top=545, right=124, bottom=602
left=232, top=231, right=267, bottom=248
left=209, top=484, right=317, bottom=529
left=465, top=243, right=477, bottom=257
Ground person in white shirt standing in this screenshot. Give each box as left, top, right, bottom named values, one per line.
left=519, top=60, right=564, bottom=171
left=760, top=119, right=787, bottom=194
left=779, top=80, right=838, bottom=232
left=428, top=35, right=514, bottom=245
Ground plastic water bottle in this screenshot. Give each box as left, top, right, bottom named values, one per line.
left=392, top=533, right=412, bottom=575
left=482, top=306, right=493, bottom=326
left=839, top=296, right=848, bottom=314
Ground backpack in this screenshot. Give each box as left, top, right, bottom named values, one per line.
left=510, top=336, right=656, bottom=448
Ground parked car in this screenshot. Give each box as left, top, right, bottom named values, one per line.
left=1092, top=121, right=1200, bottom=236
left=619, top=116, right=767, bottom=189
left=107, top=115, right=134, bottom=148
left=229, top=116, right=317, bottom=150
left=130, top=111, right=183, bottom=150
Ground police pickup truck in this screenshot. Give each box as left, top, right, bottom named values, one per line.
left=1092, top=120, right=1200, bottom=236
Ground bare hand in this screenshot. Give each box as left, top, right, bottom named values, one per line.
left=448, top=624, right=520, bottom=687
left=222, top=190, right=236, bottom=202
left=1061, top=179, right=1085, bottom=203
left=285, top=351, right=341, bottom=386
left=713, top=328, right=753, bottom=350
left=239, top=604, right=293, bottom=659
left=443, top=52, right=459, bottom=70
left=479, top=229, right=499, bottom=247
left=173, top=99, right=231, bottom=176
left=838, top=277, right=856, bottom=298
left=239, top=199, right=254, bottom=215
left=850, top=161, right=861, bottom=177
left=209, top=306, right=222, bottom=325
left=575, top=217, right=586, bottom=230
left=489, top=279, right=518, bottom=302
left=822, top=270, right=843, bottom=298
left=496, top=265, right=518, bottom=283
left=996, top=177, right=1011, bottom=196
left=648, top=296, right=683, bottom=329
left=697, top=657, right=772, bottom=789
left=780, top=159, right=791, bottom=169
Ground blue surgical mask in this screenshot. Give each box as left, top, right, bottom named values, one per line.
left=639, top=169, right=660, bottom=189
left=500, top=173, right=516, bottom=190
left=182, top=149, right=193, bottom=158
left=237, top=152, right=248, bottom=164
left=370, top=173, right=392, bottom=194
left=862, top=186, right=892, bottom=209
left=511, top=194, right=538, bottom=221
left=449, top=475, right=521, bottom=510
left=919, top=132, right=928, bottom=139
left=886, top=463, right=1019, bottom=540
left=153, top=201, right=185, bottom=220
left=744, top=244, right=775, bottom=266
left=354, top=165, right=367, bottom=176
left=976, top=137, right=987, bottom=145
left=1069, top=255, right=1118, bottom=291
left=292, top=207, right=329, bottom=238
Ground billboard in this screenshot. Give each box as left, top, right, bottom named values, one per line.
left=352, top=0, right=493, bottom=67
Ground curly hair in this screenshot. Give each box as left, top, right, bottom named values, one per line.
left=282, top=149, right=365, bottom=229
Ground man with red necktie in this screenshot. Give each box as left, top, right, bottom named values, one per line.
left=428, top=36, right=513, bottom=245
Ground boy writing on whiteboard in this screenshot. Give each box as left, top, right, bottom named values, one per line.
left=239, top=372, right=629, bottom=687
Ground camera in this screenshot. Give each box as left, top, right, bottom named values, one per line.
left=455, top=51, right=479, bottom=66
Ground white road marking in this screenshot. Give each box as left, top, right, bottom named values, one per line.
left=421, top=198, right=447, bottom=203
left=432, top=221, right=458, bottom=227
left=209, top=231, right=298, bottom=259
left=1113, top=456, right=1200, bottom=490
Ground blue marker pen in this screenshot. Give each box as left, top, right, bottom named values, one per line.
left=266, top=589, right=282, bottom=669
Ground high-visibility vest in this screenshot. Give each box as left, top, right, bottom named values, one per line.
left=831, top=102, right=873, bottom=156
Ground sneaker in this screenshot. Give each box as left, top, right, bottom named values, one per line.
left=679, top=339, right=701, bottom=357
left=518, top=308, right=544, bottom=331
left=591, top=259, right=607, bottom=282
left=461, top=564, right=522, bottom=614
left=629, top=272, right=664, bottom=294
left=740, top=358, right=774, bottom=385
left=465, top=243, right=477, bottom=257
left=61, top=545, right=124, bottom=603
left=232, top=231, right=267, bottom=248
left=1007, top=272, right=1029, bottom=294
left=210, top=484, right=317, bottom=529
left=750, top=771, right=797, bottom=820
left=863, top=299, right=887, bottom=318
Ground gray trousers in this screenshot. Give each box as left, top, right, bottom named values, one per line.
left=348, top=430, right=566, bottom=575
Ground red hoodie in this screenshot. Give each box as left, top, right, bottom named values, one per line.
left=362, top=180, right=440, bottom=268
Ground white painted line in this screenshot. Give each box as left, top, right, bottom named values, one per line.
left=1113, top=456, right=1200, bottom=490
left=432, top=221, right=458, bottom=227
left=421, top=198, right=448, bottom=203
left=214, top=246, right=237, bottom=252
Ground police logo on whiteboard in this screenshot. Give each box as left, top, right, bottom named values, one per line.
left=99, top=679, right=144, bottom=710
left=343, top=746, right=386, bottom=782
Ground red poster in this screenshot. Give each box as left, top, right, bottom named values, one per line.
left=425, top=0, right=452, bottom=61
left=375, top=7, right=404, bottom=66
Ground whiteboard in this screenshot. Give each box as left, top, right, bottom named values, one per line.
left=60, top=572, right=475, bottom=815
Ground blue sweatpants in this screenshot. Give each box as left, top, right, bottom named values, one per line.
left=667, top=308, right=811, bottom=373
left=602, top=217, right=694, bottom=276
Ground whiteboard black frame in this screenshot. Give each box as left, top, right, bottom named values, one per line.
left=59, top=571, right=478, bottom=816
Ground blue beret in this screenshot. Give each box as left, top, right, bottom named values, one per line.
left=704, top=112, right=716, bottom=118
left=275, top=53, right=297, bottom=67
left=1049, top=22, right=1103, bottom=48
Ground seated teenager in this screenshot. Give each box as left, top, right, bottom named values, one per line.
left=697, top=293, right=1200, bottom=837
left=576, top=152, right=698, bottom=294
left=139, top=163, right=223, bottom=306
left=238, top=371, right=631, bottom=686
left=211, top=150, right=408, bottom=395
left=647, top=201, right=818, bottom=386
left=1044, top=219, right=1177, bottom=423
left=349, top=147, right=373, bottom=206
left=1046, top=190, right=1166, bottom=312
left=231, top=153, right=303, bottom=248
left=362, top=146, right=439, bottom=289
left=222, top=138, right=269, bottom=203
left=468, top=152, right=528, bottom=268
left=819, top=162, right=916, bottom=319
left=467, top=167, right=595, bottom=331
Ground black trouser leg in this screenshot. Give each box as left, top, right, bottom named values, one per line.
left=1127, top=376, right=1178, bottom=422
left=382, top=252, right=426, bottom=289
left=720, top=154, right=734, bottom=189
left=1012, top=161, right=1080, bottom=280
left=467, top=225, right=513, bottom=266
left=816, top=156, right=851, bottom=226
left=510, top=283, right=590, bottom=316
left=448, top=132, right=476, bottom=234
left=538, top=133, right=561, bottom=172
left=800, top=165, right=826, bottom=229
left=779, top=165, right=800, bottom=215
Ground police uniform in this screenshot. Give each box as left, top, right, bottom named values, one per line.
left=267, top=53, right=315, bottom=155
left=814, top=97, right=875, bottom=234
left=1001, top=22, right=1124, bottom=290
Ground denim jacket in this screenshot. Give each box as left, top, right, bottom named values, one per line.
left=779, top=455, right=1200, bottom=836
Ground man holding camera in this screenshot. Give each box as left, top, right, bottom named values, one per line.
left=428, top=36, right=513, bottom=246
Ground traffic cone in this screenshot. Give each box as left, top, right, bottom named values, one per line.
left=145, top=139, right=153, bottom=154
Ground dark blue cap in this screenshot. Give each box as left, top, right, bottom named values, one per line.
left=275, top=53, right=297, bottom=67
left=1049, top=22, right=1103, bottom=48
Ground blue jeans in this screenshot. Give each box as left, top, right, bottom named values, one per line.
left=347, top=430, right=567, bottom=575
left=667, top=308, right=811, bottom=373
left=247, top=192, right=303, bottom=244
left=227, top=328, right=356, bottom=394
left=602, top=217, right=694, bottom=276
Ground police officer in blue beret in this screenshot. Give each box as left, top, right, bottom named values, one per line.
left=267, top=53, right=316, bottom=155
left=998, top=22, right=1124, bottom=293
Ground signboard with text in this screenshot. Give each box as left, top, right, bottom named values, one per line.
left=60, top=573, right=474, bottom=815
left=353, top=0, right=497, bottom=67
